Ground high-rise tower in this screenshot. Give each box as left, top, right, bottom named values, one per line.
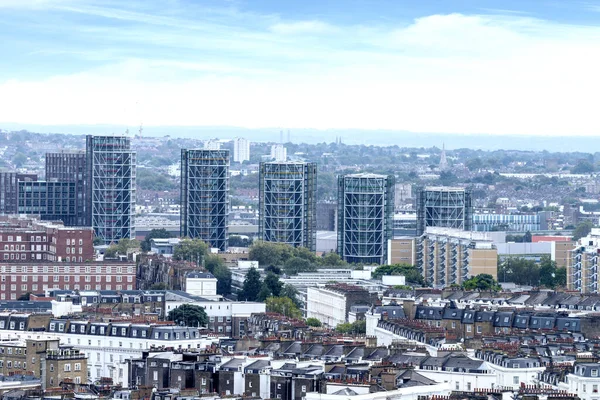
left=416, top=186, right=472, bottom=236
left=259, top=162, right=317, bottom=251
left=46, top=150, right=88, bottom=226
left=337, top=173, right=394, bottom=264
left=86, top=135, right=136, bottom=244
left=233, top=137, right=250, bottom=163
left=180, top=149, right=230, bottom=251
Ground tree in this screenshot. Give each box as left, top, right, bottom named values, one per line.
left=104, top=245, right=118, bottom=258
left=149, top=282, right=168, bottom=290
left=173, top=238, right=208, bottom=265
left=539, top=255, right=558, bottom=288
left=141, top=228, right=173, bottom=252
left=462, top=274, right=501, bottom=291
left=498, top=257, right=540, bottom=285
left=248, top=241, right=284, bottom=266
left=205, top=254, right=224, bottom=274
left=263, top=273, right=283, bottom=297
left=554, top=267, right=567, bottom=287
left=523, top=231, right=532, bottom=243
left=116, top=238, right=140, bottom=255
left=335, top=320, right=366, bottom=334
left=213, top=264, right=232, bottom=296
left=573, top=221, right=593, bottom=241
left=283, top=257, right=316, bottom=275
left=167, top=304, right=208, bottom=327
left=238, top=267, right=262, bottom=301
left=18, top=292, right=31, bottom=301
left=306, top=317, right=322, bottom=327
left=572, top=159, right=595, bottom=174
left=320, top=252, right=346, bottom=266
left=229, top=235, right=252, bottom=247
left=280, top=284, right=302, bottom=308
left=93, top=237, right=104, bottom=246
left=372, top=264, right=425, bottom=286
left=265, top=296, right=302, bottom=319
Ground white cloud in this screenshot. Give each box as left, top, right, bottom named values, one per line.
left=2, top=11, right=600, bottom=136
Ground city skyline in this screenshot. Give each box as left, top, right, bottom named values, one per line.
left=2, top=1, right=600, bottom=137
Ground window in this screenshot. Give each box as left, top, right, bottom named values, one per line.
left=513, top=376, right=519, bottom=385
left=301, top=386, right=307, bottom=393
left=64, top=364, right=71, bottom=372
left=153, top=371, right=158, bottom=381
left=466, top=325, right=472, bottom=333
left=593, top=370, right=599, bottom=377
left=476, top=326, right=482, bottom=333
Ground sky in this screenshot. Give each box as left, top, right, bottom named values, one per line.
left=1, top=0, right=600, bottom=137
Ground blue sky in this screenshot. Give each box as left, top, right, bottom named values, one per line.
left=1, top=0, right=600, bottom=136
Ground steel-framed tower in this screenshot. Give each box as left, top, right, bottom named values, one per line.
left=86, top=135, right=136, bottom=244
left=259, top=161, right=317, bottom=251
left=337, top=173, right=394, bottom=264
left=180, top=149, right=230, bottom=251
left=416, top=187, right=472, bottom=236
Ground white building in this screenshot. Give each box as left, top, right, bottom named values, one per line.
left=306, top=287, right=348, bottom=327
left=233, top=137, right=250, bottom=163
left=306, top=382, right=450, bottom=400
left=270, top=144, right=287, bottom=162
left=0, top=319, right=221, bottom=388
left=185, top=271, right=218, bottom=297
left=560, top=363, right=600, bottom=400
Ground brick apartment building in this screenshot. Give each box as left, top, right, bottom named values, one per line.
left=0, top=215, right=136, bottom=299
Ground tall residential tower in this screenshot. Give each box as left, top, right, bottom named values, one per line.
left=86, top=135, right=136, bottom=244
left=233, top=137, right=250, bottom=163
left=180, top=149, right=230, bottom=251
left=416, top=187, right=472, bottom=236
left=337, top=173, right=394, bottom=264
left=259, top=161, right=317, bottom=251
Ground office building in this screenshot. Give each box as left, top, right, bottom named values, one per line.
left=306, top=283, right=377, bottom=328
left=45, top=151, right=88, bottom=226
left=0, top=172, right=37, bottom=214
left=337, top=173, right=394, bottom=264
left=86, top=135, right=136, bottom=244
left=259, top=162, right=317, bottom=251
left=18, top=181, right=77, bottom=225
left=473, top=212, right=548, bottom=232
left=416, top=186, right=473, bottom=236
left=180, top=149, right=230, bottom=251
left=270, top=144, right=287, bottom=162
left=233, top=137, right=250, bottom=163
left=416, top=228, right=497, bottom=287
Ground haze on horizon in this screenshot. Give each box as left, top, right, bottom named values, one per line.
left=1, top=0, right=600, bottom=138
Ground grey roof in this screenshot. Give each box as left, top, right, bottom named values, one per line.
left=220, top=358, right=246, bottom=371
left=332, top=388, right=359, bottom=396
left=443, top=356, right=486, bottom=370
left=442, top=308, right=463, bottom=320
left=245, top=360, right=270, bottom=373
left=345, top=347, right=365, bottom=360
left=416, top=306, right=444, bottom=320
left=187, top=271, right=216, bottom=279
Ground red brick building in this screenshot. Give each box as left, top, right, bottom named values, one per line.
left=0, top=216, right=135, bottom=299
left=0, top=216, right=94, bottom=262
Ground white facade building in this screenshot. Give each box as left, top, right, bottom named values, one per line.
left=0, top=322, right=220, bottom=388
left=185, top=271, right=218, bottom=297
left=270, top=144, right=287, bottom=162
left=306, top=287, right=347, bottom=327
left=233, top=137, right=250, bottom=163
left=560, top=363, right=600, bottom=400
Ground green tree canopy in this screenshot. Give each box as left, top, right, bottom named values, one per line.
left=283, top=257, right=317, bottom=275
left=280, top=284, right=302, bottom=308
left=462, top=274, right=501, bottom=291
left=335, top=320, right=366, bottom=334
left=149, top=282, right=168, bottom=290
left=173, top=238, right=208, bottom=265
left=573, top=221, right=593, bottom=241
left=167, top=304, right=208, bottom=327
left=372, top=264, right=425, bottom=286
left=498, top=257, right=540, bottom=285
left=205, top=254, right=224, bottom=274
left=213, top=264, right=232, bottom=296
left=263, top=272, right=283, bottom=297
left=306, top=317, right=322, bottom=327
left=116, top=238, right=140, bottom=255
left=238, top=267, right=262, bottom=301
left=141, top=228, right=174, bottom=252
left=320, top=252, right=346, bottom=266
left=265, top=296, right=302, bottom=319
